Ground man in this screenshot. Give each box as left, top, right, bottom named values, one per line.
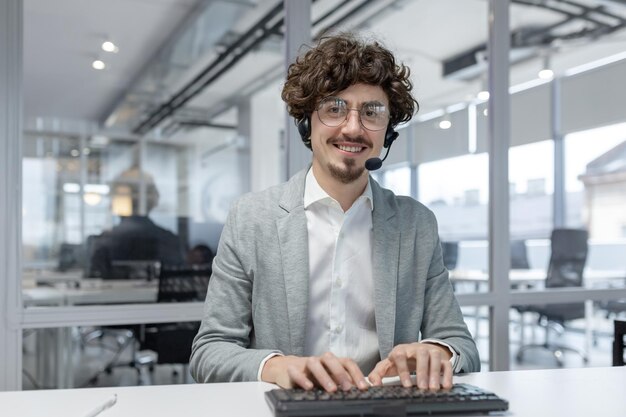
left=190, top=33, right=480, bottom=392
left=87, top=168, right=185, bottom=279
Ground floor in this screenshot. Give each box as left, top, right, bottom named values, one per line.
left=21, top=312, right=622, bottom=390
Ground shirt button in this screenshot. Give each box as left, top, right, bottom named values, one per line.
left=335, top=324, right=344, bottom=334
left=335, top=277, right=342, bottom=288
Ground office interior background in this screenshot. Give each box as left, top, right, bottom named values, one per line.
left=1, top=0, right=626, bottom=391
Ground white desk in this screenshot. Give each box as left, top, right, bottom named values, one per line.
left=2, top=367, right=625, bottom=417
left=449, top=268, right=626, bottom=287
left=22, top=280, right=159, bottom=389
left=23, top=279, right=158, bottom=307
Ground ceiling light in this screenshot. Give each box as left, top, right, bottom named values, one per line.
left=538, top=69, right=554, bottom=80
left=477, top=90, right=490, bottom=101
left=439, top=119, right=452, bottom=130
left=102, top=41, right=118, bottom=53
left=83, top=192, right=103, bottom=206
left=538, top=51, right=553, bottom=80
left=70, top=149, right=80, bottom=157
left=92, top=59, right=106, bottom=70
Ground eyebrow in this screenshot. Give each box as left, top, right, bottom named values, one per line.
left=334, top=97, right=387, bottom=108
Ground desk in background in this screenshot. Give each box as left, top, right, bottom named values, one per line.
left=22, top=279, right=159, bottom=389
left=2, top=367, right=625, bottom=417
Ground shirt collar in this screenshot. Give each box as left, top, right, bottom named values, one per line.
left=304, top=167, right=373, bottom=211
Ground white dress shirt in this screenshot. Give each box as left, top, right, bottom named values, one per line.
left=257, top=168, right=457, bottom=380
left=302, top=168, right=380, bottom=373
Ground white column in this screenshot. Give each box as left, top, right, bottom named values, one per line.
left=284, top=0, right=311, bottom=179
left=0, top=0, right=24, bottom=391
left=237, top=99, right=252, bottom=193
left=251, top=85, right=282, bottom=192
left=487, top=0, right=511, bottom=372
left=552, top=77, right=566, bottom=228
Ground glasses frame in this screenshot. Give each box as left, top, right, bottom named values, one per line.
left=315, top=96, right=390, bottom=132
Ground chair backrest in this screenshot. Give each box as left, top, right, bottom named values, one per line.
left=546, top=228, right=588, bottom=288
left=441, top=241, right=459, bottom=270
left=157, top=264, right=212, bottom=303
left=613, top=319, right=626, bottom=366
left=510, top=240, right=530, bottom=269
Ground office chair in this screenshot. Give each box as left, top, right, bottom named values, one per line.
left=613, top=319, right=626, bottom=366
left=516, top=229, right=589, bottom=366
left=613, top=320, right=626, bottom=366
left=441, top=241, right=459, bottom=270
left=510, top=240, right=530, bottom=270
left=138, top=264, right=211, bottom=383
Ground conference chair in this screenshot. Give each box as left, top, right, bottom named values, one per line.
left=516, top=228, right=589, bottom=366
left=138, top=264, right=211, bottom=383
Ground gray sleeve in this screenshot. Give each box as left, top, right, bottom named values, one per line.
left=420, top=224, right=481, bottom=374
left=189, top=199, right=281, bottom=382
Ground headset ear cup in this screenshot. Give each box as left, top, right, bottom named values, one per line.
left=384, top=126, right=399, bottom=148
left=297, top=117, right=311, bottom=149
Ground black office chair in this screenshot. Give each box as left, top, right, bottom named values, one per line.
left=510, top=240, right=530, bottom=270
left=138, top=264, right=211, bottom=383
left=516, top=229, right=589, bottom=366
left=613, top=319, right=626, bottom=366
left=441, top=241, right=459, bottom=270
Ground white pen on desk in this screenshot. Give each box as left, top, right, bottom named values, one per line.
left=83, top=394, right=117, bottom=417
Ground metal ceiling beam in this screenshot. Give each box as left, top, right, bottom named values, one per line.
left=444, top=0, right=626, bottom=79
left=132, top=0, right=381, bottom=136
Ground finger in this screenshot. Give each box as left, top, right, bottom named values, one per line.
left=286, top=365, right=314, bottom=390
left=321, top=353, right=354, bottom=391
left=415, top=348, right=430, bottom=390
left=367, top=359, right=391, bottom=386
left=306, top=356, right=337, bottom=392
left=428, top=349, right=443, bottom=390
left=389, top=348, right=412, bottom=388
left=340, top=358, right=369, bottom=390
left=441, top=359, right=453, bottom=390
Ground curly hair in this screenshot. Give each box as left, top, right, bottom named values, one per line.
left=281, top=33, right=418, bottom=128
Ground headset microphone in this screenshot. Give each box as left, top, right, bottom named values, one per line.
left=365, top=125, right=398, bottom=171
left=365, top=148, right=390, bottom=171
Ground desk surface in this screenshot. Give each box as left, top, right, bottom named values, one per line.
left=2, top=367, right=625, bottom=417
left=22, top=279, right=158, bottom=306
left=450, top=268, right=626, bottom=284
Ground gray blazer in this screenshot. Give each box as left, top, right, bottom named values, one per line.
left=190, top=169, right=480, bottom=383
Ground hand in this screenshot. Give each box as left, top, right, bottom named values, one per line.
left=261, top=352, right=369, bottom=392
left=368, top=342, right=453, bottom=390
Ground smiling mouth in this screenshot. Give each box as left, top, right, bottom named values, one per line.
left=334, top=144, right=365, bottom=154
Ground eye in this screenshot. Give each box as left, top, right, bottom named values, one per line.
left=328, top=105, right=341, bottom=114
left=362, top=104, right=384, bottom=118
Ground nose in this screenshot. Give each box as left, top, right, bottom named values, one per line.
left=340, top=109, right=364, bottom=138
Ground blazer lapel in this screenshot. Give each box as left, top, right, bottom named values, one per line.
left=371, top=180, right=400, bottom=358
left=276, top=169, right=309, bottom=356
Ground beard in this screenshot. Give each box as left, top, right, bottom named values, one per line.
left=328, top=157, right=365, bottom=184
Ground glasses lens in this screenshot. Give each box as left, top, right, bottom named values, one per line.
left=360, top=103, right=389, bottom=131
left=318, top=97, right=347, bottom=127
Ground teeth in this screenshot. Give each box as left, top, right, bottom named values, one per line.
left=337, top=145, right=363, bottom=153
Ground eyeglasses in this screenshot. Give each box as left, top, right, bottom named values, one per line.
left=316, top=96, right=390, bottom=131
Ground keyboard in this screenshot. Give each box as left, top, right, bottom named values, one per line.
left=265, top=383, right=508, bottom=417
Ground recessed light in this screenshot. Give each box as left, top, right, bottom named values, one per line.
left=102, top=41, right=118, bottom=53
left=538, top=69, right=554, bottom=80
left=477, top=91, right=490, bottom=101
left=92, top=59, right=106, bottom=70
left=439, top=120, right=452, bottom=130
